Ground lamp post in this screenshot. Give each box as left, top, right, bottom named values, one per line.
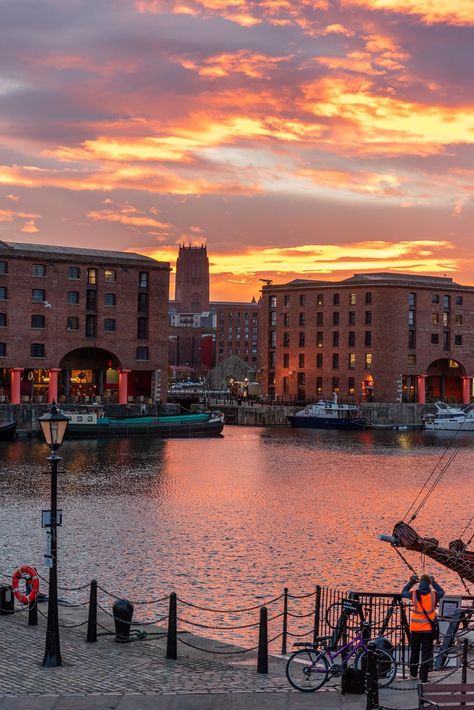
left=38, top=401, right=70, bottom=667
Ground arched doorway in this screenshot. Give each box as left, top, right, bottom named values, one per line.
left=426, top=358, right=466, bottom=403
left=59, top=347, right=121, bottom=403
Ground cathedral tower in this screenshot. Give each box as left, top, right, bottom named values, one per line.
left=174, top=244, right=210, bottom=313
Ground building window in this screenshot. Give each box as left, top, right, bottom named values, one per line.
left=432, top=294, right=439, bottom=303
left=432, top=313, right=439, bottom=324
left=455, top=314, right=463, bottom=326
left=349, top=293, right=356, bottom=305
left=32, top=264, right=46, bottom=277
left=332, top=376, right=339, bottom=392
left=68, top=266, right=80, bottom=279
left=270, top=331, right=276, bottom=348
left=0, top=287, right=7, bottom=300
left=283, top=332, right=289, bottom=347
left=31, top=343, right=45, bottom=358
left=104, top=269, right=116, bottom=282
left=348, top=377, right=355, bottom=394
left=316, top=377, right=323, bottom=394
left=283, top=376, right=289, bottom=393
left=87, top=268, right=97, bottom=285
left=270, top=311, right=277, bottom=327
left=333, top=331, right=339, bottom=347
left=443, top=312, right=449, bottom=327
left=283, top=312, right=289, bottom=326
left=136, top=346, right=149, bottom=360
left=365, top=353, right=372, bottom=369
left=67, top=291, right=79, bottom=305
left=455, top=296, right=463, bottom=305
left=431, top=333, right=439, bottom=344
left=443, top=295, right=450, bottom=309
left=299, top=332, right=305, bottom=347
left=333, top=293, right=340, bottom=306
left=138, top=292, right=148, bottom=313
left=316, top=353, right=323, bottom=368
left=32, top=288, right=45, bottom=302
left=365, top=311, right=372, bottom=325
left=67, top=316, right=79, bottom=331
left=365, top=292, right=372, bottom=304
left=317, top=331, right=323, bottom=347
left=333, top=312, right=340, bottom=325
left=0, top=313, right=6, bottom=327
left=348, top=353, right=356, bottom=369
left=139, top=272, right=148, bottom=288
left=316, top=312, right=323, bottom=325
left=299, top=353, right=305, bottom=368
left=86, top=315, right=96, bottom=337
left=86, top=290, right=97, bottom=310
left=31, top=315, right=45, bottom=329
left=299, top=312, right=305, bottom=326
left=332, top=353, right=339, bottom=369
left=104, top=318, right=116, bottom=332
left=348, top=331, right=355, bottom=347
left=455, top=335, right=463, bottom=346
left=365, top=331, right=372, bottom=347
left=299, top=294, right=305, bottom=306
left=137, top=317, right=148, bottom=339
left=317, top=294, right=324, bottom=306
left=408, top=293, right=416, bottom=307
left=0, top=342, right=5, bottom=357
left=284, top=295, right=290, bottom=307
left=283, top=353, right=289, bottom=368
left=297, top=372, right=305, bottom=386
left=105, top=292, right=116, bottom=306
left=408, top=330, right=416, bottom=349
left=407, top=354, right=416, bottom=365
left=0, top=262, right=7, bottom=275
left=408, top=310, right=415, bottom=326
left=443, top=331, right=450, bottom=350
left=270, top=296, right=276, bottom=308
left=349, top=311, right=356, bottom=325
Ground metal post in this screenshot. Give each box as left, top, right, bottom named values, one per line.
left=281, top=588, right=288, bottom=655
left=43, top=451, right=62, bottom=667
left=257, top=606, right=268, bottom=674
left=28, top=598, right=38, bottom=626
left=86, top=579, right=97, bottom=642
left=462, top=638, right=468, bottom=684
left=365, top=641, right=379, bottom=710
left=313, top=585, right=321, bottom=642
left=166, top=592, right=177, bottom=660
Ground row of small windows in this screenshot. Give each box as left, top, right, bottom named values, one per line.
left=409, top=293, right=464, bottom=307
left=0, top=313, right=148, bottom=338
left=0, top=262, right=149, bottom=287
left=277, top=331, right=373, bottom=348
left=275, top=311, right=373, bottom=327
left=272, top=292, right=373, bottom=308
left=0, top=343, right=150, bottom=360
left=0, top=289, right=147, bottom=314
left=279, top=352, right=373, bottom=370
left=281, top=375, right=358, bottom=393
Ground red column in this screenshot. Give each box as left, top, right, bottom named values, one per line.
left=118, top=369, right=131, bottom=405
left=11, top=368, right=24, bottom=404
left=48, top=368, right=61, bottom=404
left=462, top=377, right=471, bottom=405
left=417, top=375, right=426, bottom=404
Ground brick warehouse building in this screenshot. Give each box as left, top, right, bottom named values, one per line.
left=260, top=273, right=474, bottom=404
left=0, top=241, right=170, bottom=405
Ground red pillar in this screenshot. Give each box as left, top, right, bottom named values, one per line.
left=48, top=368, right=61, bottom=404
left=11, top=368, right=24, bottom=404
left=417, top=375, right=426, bottom=404
left=118, top=369, right=131, bottom=405
left=462, top=377, right=471, bottom=405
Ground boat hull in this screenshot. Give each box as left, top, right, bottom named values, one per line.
left=65, top=417, right=224, bottom=439
left=0, top=421, right=17, bottom=441
left=287, top=416, right=367, bottom=430
left=425, top=421, right=474, bottom=431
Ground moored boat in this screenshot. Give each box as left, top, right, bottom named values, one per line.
left=287, top=393, right=367, bottom=430
left=63, top=411, right=225, bottom=439
left=423, top=401, right=474, bottom=431
left=0, top=420, right=17, bottom=441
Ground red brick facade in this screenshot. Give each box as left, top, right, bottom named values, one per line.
left=260, top=273, right=474, bottom=404
left=214, top=301, right=260, bottom=370
left=0, top=241, right=170, bottom=404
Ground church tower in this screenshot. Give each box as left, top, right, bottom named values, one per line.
left=174, top=244, right=210, bottom=313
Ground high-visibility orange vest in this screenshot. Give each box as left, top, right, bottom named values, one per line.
left=410, top=590, right=436, bottom=632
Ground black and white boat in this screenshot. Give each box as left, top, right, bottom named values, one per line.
left=287, top=393, right=367, bottom=430
left=0, top=420, right=17, bottom=441
left=423, top=401, right=474, bottom=431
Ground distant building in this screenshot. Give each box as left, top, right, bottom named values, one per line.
left=174, top=244, right=209, bottom=313
left=0, top=241, right=170, bottom=404
left=260, top=272, right=474, bottom=404
left=214, top=300, right=260, bottom=370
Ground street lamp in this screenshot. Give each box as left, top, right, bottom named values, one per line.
left=38, top=401, right=70, bottom=667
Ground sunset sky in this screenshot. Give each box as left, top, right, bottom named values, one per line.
left=1, top=0, right=473, bottom=300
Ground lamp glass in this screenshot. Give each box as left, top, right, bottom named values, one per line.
left=39, top=404, right=70, bottom=448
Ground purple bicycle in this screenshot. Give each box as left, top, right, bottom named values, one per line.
left=286, top=621, right=397, bottom=692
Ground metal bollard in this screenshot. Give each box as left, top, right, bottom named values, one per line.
left=112, top=598, right=134, bottom=643
left=0, top=585, right=14, bottom=615
left=281, top=588, right=288, bottom=655
left=257, top=606, right=268, bottom=674
left=86, top=579, right=97, bottom=643
left=365, top=641, right=379, bottom=710
left=166, top=592, right=177, bottom=660
left=28, top=598, right=38, bottom=626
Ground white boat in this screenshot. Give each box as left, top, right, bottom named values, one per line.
left=423, top=401, right=474, bottom=431
left=287, top=393, right=367, bottom=430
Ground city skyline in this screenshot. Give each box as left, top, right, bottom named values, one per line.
left=1, top=1, right=473, bottom=301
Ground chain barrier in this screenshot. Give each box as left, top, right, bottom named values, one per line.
left=176, top=610, right=284, bottom=631
left=287, top=629, right=313, bottom=638
left=287, top=610, right=314, bottom=619
left=176, top=593, right=284, bottom=614
left=177, top=631, right=282, bottom=655
left=288, top=590, right=317, bottom=600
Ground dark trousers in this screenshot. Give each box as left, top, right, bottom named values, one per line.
left=410, top=631, right=434, bottom=682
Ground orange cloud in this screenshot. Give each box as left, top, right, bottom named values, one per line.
left=173, top=50, right=290, bottom=79
left=87, top=207, right=172, bottom=229
left=342, top=0, right=474, bottom=25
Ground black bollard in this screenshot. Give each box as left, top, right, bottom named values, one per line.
left=0, top=585, right=14, bottom=615
left=313, top=585, right=321, bottom=642
left=257, top=606, right=268, bottom=674
left=86, top=579, right=97, bottom=643
left=281, top=588, right=288, bottom=655
left=462, top=638, right=468, bottom=684
left=365, top=641, right=379, bottom=710
left=28, top=598, right=38, bottom=626
left=166, top=592, right=177, bottom=660
left=112, top=598, right=134, bottom=643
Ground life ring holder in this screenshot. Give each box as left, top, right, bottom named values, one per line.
left=27, top=371, right=34, bottom=381
left=11, top=565, right=40, bottom=605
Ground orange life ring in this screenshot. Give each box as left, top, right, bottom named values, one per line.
left=11, top=565, right=40, bottom=605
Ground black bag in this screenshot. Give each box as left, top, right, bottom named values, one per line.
left=341, top=667, right=365, bottom=695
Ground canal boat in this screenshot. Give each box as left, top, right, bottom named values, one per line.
left=287, top=393, right=367, bottom=430
left=422, top=401, right=474, bottom=431
left=63, top=411, right=225, bottom=439
left=0, top=420, right=17, bottom=441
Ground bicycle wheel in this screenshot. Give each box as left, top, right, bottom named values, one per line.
left=286, top=648, right=329, bottom=692
left=325, top=602, right=363, bottom=631
left=354, top=648, right=397, bottom=688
